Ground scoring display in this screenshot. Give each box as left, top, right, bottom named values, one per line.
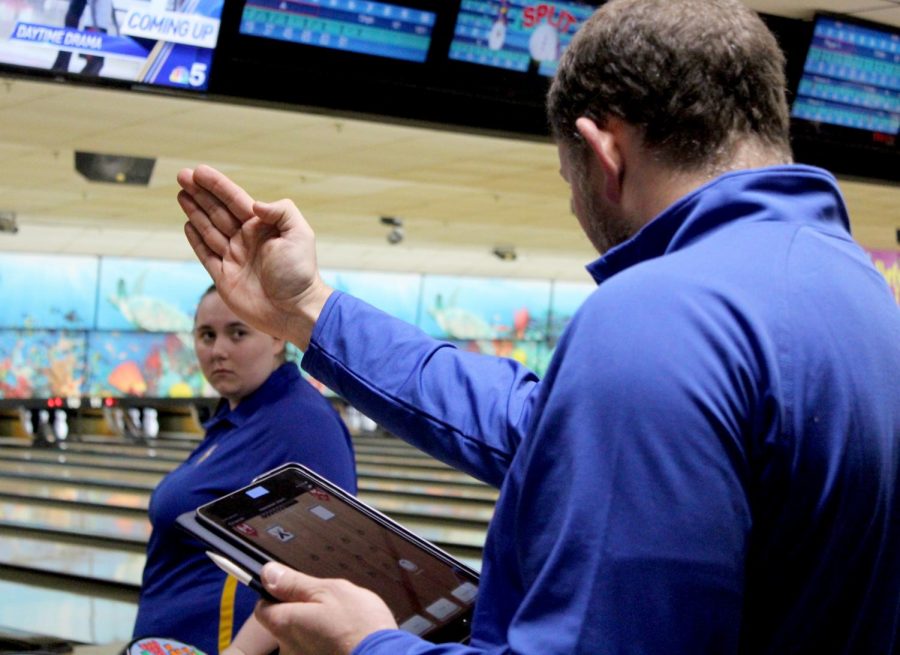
left=448, top=0, right=596, bottom=77
left=791, top=14, right=900, bottom=138
left=239, top=0, right=436, bottom=63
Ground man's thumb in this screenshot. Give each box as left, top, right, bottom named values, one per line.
left=254, top=199, right=299, bottom=231
left=261, top=562, right=315, bottom=601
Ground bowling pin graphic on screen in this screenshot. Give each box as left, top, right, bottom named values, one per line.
left=488, top=0, right=510, bottom=51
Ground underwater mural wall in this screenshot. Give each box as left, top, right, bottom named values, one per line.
left=0, top=248, right=895, bottom=399
left=0, top=330, right=87, bottom=398
left=870, top=249, right=899, bottom=305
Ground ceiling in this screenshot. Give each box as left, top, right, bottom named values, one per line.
left=0, top=0, right=897, bottom=283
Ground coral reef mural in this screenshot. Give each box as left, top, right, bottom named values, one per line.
left=870, top=250, right=899, bottom=305
left=87, top=331, right=210, bottom=398
left=419, top=275, right=552, bottom=340
left=0, top=330, right=87, bottom=398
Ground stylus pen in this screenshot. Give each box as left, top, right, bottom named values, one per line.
left=206, top=551, right=277, bottom=602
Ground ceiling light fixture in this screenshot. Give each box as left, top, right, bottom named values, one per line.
left=74, top=151, right=156, bottom=185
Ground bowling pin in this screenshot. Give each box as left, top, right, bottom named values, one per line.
left=143, top=407, right=159, bottom=439
left=53, top=409, right=69, bottom=441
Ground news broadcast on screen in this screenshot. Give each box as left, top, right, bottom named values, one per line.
left=0, top=0, right=223, bottom=90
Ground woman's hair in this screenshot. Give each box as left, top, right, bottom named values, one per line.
left=548, top=0, right=792, bottom=171
left=201, top=283, right=217, bottom=298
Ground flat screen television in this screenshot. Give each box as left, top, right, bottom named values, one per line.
left=790, top=12, right=899, bottom=149
left=447, top=1, right=597, bottom=77
left=238, top=0, right=437, bottom=63
left=0, top=0, right=224, bottom=91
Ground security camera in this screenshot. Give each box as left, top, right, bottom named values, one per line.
left=380, top=216, right=404, bottom=244
left=0, top=211, right=18, bottom=234
left=387, top=226, right=404, bottom=245
left=492, top=245, right=517, bottom=261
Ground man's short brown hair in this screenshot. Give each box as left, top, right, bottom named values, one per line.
left=548, top=0, right=792, bottom=169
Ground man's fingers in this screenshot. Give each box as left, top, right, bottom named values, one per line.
left=194, top=164, right=258, bottom=224
left=185, top=183, right=245, bottom=239
left=184, top=222, right=224, bottom=283
left=176, top=167, right=198, bottom=194
left=255, top=596, right=325, bottom=638
left=177, top=190, right=231, bottom=258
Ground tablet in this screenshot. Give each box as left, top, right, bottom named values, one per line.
left=177, top=463, right=479, bottom=643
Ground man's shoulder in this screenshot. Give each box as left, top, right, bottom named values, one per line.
left=564, top=251, right=776, bottom=370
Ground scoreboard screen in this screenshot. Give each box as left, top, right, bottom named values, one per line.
left=448, top=1, right=596, bottom=77
left=239, top=0, right=436, bottom=63
left=791, top=13, right=899, bottom=139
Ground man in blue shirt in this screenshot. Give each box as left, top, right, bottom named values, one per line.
left=174, top=0, right=900, bottom=653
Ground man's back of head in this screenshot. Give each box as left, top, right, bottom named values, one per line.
left=548, top=0, right=793, bottom=175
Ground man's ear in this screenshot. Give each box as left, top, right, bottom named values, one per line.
left=575, top=116, right=625, bottom=205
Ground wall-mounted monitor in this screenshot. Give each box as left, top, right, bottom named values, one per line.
left=447, top=1, right=596, bottom=77
left=0, top=0, right=224, bottom=91
left=238, top=0, right=436, bottom=63
left=790, top=13, right=899, bottom=146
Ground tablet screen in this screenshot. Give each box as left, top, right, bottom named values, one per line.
left=196, top=465, right=478, bottom=638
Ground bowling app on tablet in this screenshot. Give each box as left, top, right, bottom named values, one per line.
left=189, top=463, right=479, bottom=643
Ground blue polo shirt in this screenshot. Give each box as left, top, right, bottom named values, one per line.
left=302, top=165, right=900, bottom=654
left=133, top=362, right=356, bottom=655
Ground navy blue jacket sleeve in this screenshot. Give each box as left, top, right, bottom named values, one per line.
left=302, top=291, right=541, bottom=488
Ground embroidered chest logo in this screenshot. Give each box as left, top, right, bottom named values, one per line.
left=195, top=443, right=218, bottom=465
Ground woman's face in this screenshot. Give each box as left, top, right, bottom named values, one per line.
left=193, top=291, right=284, bottom=409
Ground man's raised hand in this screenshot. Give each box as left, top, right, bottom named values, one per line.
left=177, top=165, right=332, bottom=349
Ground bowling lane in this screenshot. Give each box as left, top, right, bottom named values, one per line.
left=0, top=580, right=136, bottom=644
left=0, top=501, right=151, bottom=542
left=59, top=441, right=192, bottom=462
left=0, top=499, right=481, bottom=573
left=0, top=476, right=493, bottom=525
left=0, top=478, right=493, bottom=527
left=353, top=442, right=450, bottom=458
left=0, top=535, right=144, bottom=586
left=359, top=492, right=493, bottom=525
left=355, top=454, right=457, bottom=470
left=0, top=478, right=148, bottom=510
left=1, top=492, right=482, bottom=567
left=0, top=460, right=162, bottom=489
left=396, top=518, right=487, bottom=551
left=79, top=433, right=200, bottom=448
left=2, top=442, right=489, bottom=480
left=0, top=449, right=496, bottom=521
left=0, top=480, right=484, bottom=555
left=360, top=478, right=498, bottom=502
left=357, top=463, right=489, bottom=487
left=0, top=452, right=491, bottom=492
left=0, top=448, right=176, bottom=474
left=352, top=435, right=418, bottom=448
